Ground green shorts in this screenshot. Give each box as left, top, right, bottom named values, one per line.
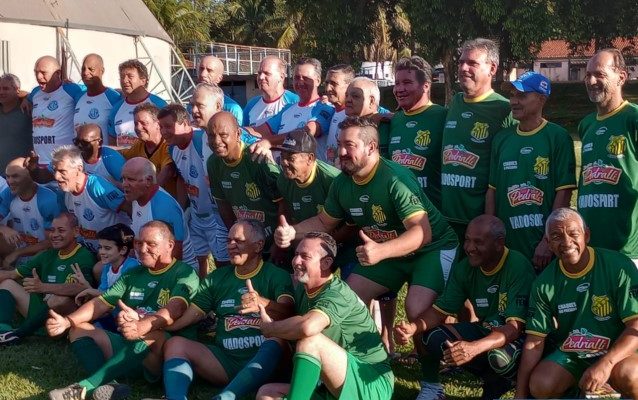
left=207, top=343, right=255, bottom=379
left=543, top=349, right=599, bottom=380
left=311, top=352, right=394, bottom=400
left=26, top=293, right=47, bottom=318
left=351, top=246, right=457, bottom=293
left=104, top=330, right=163, bottom=383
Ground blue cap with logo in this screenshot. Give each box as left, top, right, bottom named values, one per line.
left=503, top=71, right=551, bottom=96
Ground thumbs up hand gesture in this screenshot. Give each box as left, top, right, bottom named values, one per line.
left=46, top=309, right=71, bottom=337
left=23, top=268, right=44, bottom=293
left=274, top=215, right=296, bottom=248
left=356, top=230, right=381, bottom=266
left=239, top=279, right=263, bottom=315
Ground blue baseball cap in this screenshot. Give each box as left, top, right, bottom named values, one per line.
left=502, top=71, right=551, bottom=96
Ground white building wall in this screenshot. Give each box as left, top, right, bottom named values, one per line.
left=0, top=22, right=172, bottom=101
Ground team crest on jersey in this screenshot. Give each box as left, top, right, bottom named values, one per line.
left=157, top=288, right=170, bottom=307
left=560, top=328, right=610, bottom=355
left=88, top=108, right=100, bottom=119
left=245, top=182, right=260, bottom=200
left=582, top=160, right=621, bottom=186
left=442, top=145, right=479, bottom=169
left=470, top=122, right=489, bottom=143
left=316, top=204, right=324, bottom=214
left=507, top=182, right=544, bottom=207
left=47, top=101, right=59, bottom=111
left=414, top=130, right=431, bottom=149
left=83, top=208, right=95, bottom=221
left=533, top=156, right=549, bottom=179
left=498, top=292, right=507, bottom=313
left=371, top=205, right=386, bottom=224
left=606, top=135, right=626, bottom=158
left=30, top=219, right=40, bottom=231
left=189, top=165, right=198, bottom=179
left=591, top=295, right=612, bottom=320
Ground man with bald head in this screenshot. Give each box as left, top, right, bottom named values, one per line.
left=577, top=49, right=638, bottom=265
left=74, top=124, right=126, bottom=185
left=206, top=111, right=284, bottom=259
left=0, top=157, right=60, bottom=268
left=395, top=214, right=535, bottom=400
left=121, top=157, right=197, bottom=269
left=197, top=55, right=243, bottom=125
left=244, top=55, right=299, bottom=127
left=74, top=54, right=121, bottom=140
left=26, top=56, right=84, bottom=169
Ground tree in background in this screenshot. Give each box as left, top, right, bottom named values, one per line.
left=143, top=0, right=211, bottom=47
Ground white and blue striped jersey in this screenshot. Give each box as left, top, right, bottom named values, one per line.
left=64, top=174, right=128, bottom=252
left=74, top=88, right=122, bottom=139
left=84, top=147, right=126, bottom=185
left=131, top=186, right=196, bottom=267
left=0, top=185, right=60, bottom=246
left=243, top=90, right=299, bottom=127
left=98, top=256, right=140, bottom=292
left=29, top=83, right=84, bottom=165
left=265, top=98, right=334, bottom=136
left=108, top=94, right=167, bottom=148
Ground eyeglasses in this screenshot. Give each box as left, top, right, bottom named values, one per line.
left=73, top=138, right=102, bottom=146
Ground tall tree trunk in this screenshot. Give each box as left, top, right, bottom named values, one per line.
left=442, top=47, right=454, bottom=105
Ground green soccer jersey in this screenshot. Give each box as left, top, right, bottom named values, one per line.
left=208, top=144, right=283, bottom=240
left=276, top=160, right=340, bottom=223
left=441, top=91, right=515, bottom=224
left=489, top=120, right=576, bottom=258
left=527, top=247, right=638, bottom=357
left=323, top=157, right=457, bottom=253
left=16, top=244, right=96, bottom=286
left=577, top=101, right=638, bottom=258
left=434, top=248, right=535, bottom=328
left=192, top=261, right=293, bottom=359
left=294, top=275, right=388, bottom=365
left=99, top=259, right=199, bottom=316
left=387, top=103, right=447, bottom=208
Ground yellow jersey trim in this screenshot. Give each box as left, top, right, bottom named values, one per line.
left=555, top=184, right=577, bottom=191
left=404, top=102, right=433, bottom=116
left=150, top=259, right=177, bottom=275
left=235, top=260, right=264, bottom=280
left=59, top=244, right=83, bottom=260
left=402, top=210, right=427, bottom=224
left=506, top=316, right=526, bottom=324
left=597, top=100, right=629, bottom=121
left=308, top=308, right=331, bottom=325
left=353, top=159, right=380, bottom=186
left=223, top=142, right=245, bottom=167
left=296, top=163, right=318, bottom=189
left=97, top=295, right=115, bottom=309
left=516, top=119, right=547, bottom=136
left=306, top=275, right=333, bottom=298
left=432, top=304, right=456, bottom=317
left=481, top=248, right=509, bottom=276
left=525, top=330, right=547, bottom=337
left=464, top=89, right=494, bottom=103
left=559, top=247, right=594, bottom=279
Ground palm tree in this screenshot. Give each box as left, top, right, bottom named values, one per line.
left=143, top=0, right=211, bottom=47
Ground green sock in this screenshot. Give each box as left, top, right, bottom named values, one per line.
left=79, top=339, right=149, bottom=390
left=0, top=289, right=16, bottom=332
left=14, top=299, right=48, bottom=337
left=288, top=352, right=322, bottom=400
left=71, top=337, right=106, bottom=375
left=420, top=353, right=441, bottom=383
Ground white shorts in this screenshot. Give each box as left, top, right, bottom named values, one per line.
left=190, top=212, right=229, bottom=262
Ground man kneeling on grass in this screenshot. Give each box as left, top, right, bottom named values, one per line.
left=394, top=215, right=535, bottom=400
left=46, top=220, right=199, bottom=400
left=0, top=212, right=95, bottom=345
left=256, top=232, right=393, bottom=400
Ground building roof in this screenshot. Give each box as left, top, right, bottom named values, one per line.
left=537, top=38, right=638, bottom=59
left=0, top=0, right=172, bottom=43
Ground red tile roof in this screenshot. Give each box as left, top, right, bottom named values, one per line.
left=537, top=38, right=638, bottom=59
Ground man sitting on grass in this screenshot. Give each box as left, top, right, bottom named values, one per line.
left=46, top=220, right=199, bottom=400
left=0, top=212, right=95, bottom=345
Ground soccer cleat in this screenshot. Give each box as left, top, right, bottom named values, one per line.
left=48, top=384, right=87, bottom=400
left=0, top=330, right=20, bottom=346
left=415, top=381, right=446, bottom=400
left=92, top=383, right=131, bottom=400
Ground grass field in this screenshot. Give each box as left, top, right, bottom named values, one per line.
left=3, top=82, right=636, bottom=399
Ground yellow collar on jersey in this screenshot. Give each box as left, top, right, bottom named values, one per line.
left=223, top=142, right=245, bottom=167
left=59, top=243, right=82, bottom=260
left=481, top=247, right=509, bottom=276
left=354, top=158, right=380, bottom=186
left=517, top=119, right=548, bottom=136
left=235, top=259, right=264, bottom=279
left=559, top=247, right=594, bottom=279
left=306, top=274, right=334, bottom=298
left=296, top=162, right=318, bottom=188
left=596, top=100, right=629, bottom=121
left=404, top=102, right=433, bottom=116
left=150, top=258, right=177, bottom=275
left=463, top=89, right=494, bottom=103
